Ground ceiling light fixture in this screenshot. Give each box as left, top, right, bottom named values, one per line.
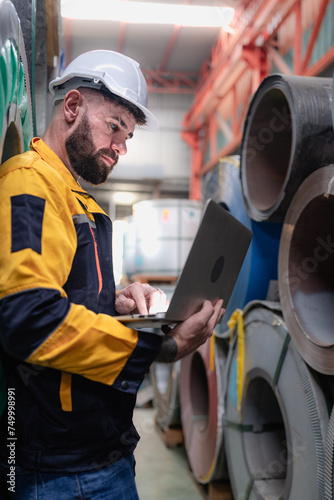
left=61, top=0, right=235, bottom=29
left=113, top=192, right=135, bottom=205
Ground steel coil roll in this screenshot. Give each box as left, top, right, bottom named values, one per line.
left=32, top=0, right=48, bottom=136
left=0, top=0, right=33, bottom=162
left=179, top=336, right=228, bottom=484
left=224, top=302, right=328, bottom=500
left=203, top=156, right=282, bottom=335
left=241, top=74, right=334, bottom=222
left=10, top=0, right=49, bottom=136
left=151, top=361, right=181, bottom=429
left=278, top=165, right=334, bottom=375
left=325, top=404, right=334, bottom=500
left=11, top=0, right=32, bottom=78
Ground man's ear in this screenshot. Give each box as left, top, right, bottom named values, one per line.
left=63, top=90, right=82, bottom=123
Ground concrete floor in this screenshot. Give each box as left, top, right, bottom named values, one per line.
left=133, top=407, right=204, bottom=500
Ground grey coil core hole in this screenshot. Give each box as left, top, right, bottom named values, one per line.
left=288, top=194, right=334, bottom=345
left=243, top=377, right=287, bottom=498
left=190, top=351, right=209, bottom=431
left=244, top=88, right=292, bottom=211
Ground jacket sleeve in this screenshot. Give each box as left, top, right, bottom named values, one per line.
left=0, top=161, right=162, bottom=393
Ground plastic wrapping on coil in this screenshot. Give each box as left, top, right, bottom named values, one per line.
left=10, top=0, right=33, bottom=77
left=179, top=336, right=229, bottom=484
left=32, top=0, right=48, bottom=136
left=0, top=0, right=33, bottom=162
left=240, top=74, right=334, bottom=222
left=151, top=361, right=181, bottom=429
left=278, top=165, right=334, bottom=375
left=203, top=156, right=282, bottom=335
left=11, top=0, right=50, bottom=136
left=223, top=302, right=329, bottom=500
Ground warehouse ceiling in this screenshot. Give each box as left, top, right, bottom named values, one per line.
left=60, top=0, right=242, bottom=217
left=63, top=0, right=240, bottom=95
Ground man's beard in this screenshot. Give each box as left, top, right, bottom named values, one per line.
left=65, top=113, right=118, bottom=185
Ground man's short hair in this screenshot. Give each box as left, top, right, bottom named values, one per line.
left=85, top=86, right=147, bottom=126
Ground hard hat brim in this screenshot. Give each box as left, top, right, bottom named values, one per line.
left=49, top=74, right=159, bottom=132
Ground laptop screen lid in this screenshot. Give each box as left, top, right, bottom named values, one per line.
left=117, top=200, right=252, bottom=328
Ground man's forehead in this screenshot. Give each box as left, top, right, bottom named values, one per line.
left=97, top=98, right=136, bottom=129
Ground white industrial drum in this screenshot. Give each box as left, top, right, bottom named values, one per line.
left=122, top=215, right=137, bottom=279
left=131, top=199, right=202, bottom=277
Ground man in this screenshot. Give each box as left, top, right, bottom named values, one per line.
left=0, top=50, right=224, bottom=499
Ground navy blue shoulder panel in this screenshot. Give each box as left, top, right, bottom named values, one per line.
left=11, top=194, right=45, bottom=254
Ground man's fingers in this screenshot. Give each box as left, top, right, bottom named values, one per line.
left=115, top=282, right=168, bottom=315
left=149, top=288, right=168, bottom=314
left=212, top=299, right=225, bottom=326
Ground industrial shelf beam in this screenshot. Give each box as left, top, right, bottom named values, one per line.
left=184, top=0, right=333, bottom=199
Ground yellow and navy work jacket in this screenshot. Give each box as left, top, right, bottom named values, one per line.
left=0, top=138, right=162, bottom=472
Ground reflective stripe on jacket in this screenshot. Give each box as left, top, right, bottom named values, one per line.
left=0, top=138, right=162, bottom=472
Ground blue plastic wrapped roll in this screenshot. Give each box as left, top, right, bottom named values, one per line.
left=203, top=156, right=282, bottom=335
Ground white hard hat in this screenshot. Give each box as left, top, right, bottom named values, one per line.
left=49, top=50, right=159, bottom=131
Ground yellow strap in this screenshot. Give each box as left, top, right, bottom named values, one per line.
left=219, top=156, right=240, bottom=169
left=228, top=309, right=244, bottom=416
left=59, top=372, right=72, bottom=412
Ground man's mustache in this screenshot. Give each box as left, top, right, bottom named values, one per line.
left=98, top=149, right=118, bottom=163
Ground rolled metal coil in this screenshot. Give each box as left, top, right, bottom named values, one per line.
left=179, top=336, right=228, bottom=484
left=325, top=404, right=334, bottom=500
left=0, top=0, right=33, bottom=162
left=241, top=74, right=334, bottom=222
left=278, top=165, right=334, bottom=375
left=203, top=156, right=282, bottom=335
left=10, top=0, right=49, bottom=136
left=151, top=360, right=181, bottom=429
left=32, top=0, right=48, bottom=136
left=224, top=302, right=328, bottom=500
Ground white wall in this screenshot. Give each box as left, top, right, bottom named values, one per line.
left=112, top=93, right=193, bottom=182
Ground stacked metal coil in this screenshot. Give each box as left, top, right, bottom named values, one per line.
left=202, top=156, right=282, bottom=335
left=240, top=74, right=334, bottom=222
left=0, top=0, right=33, bottom=162
left=224, top=302, right=329, bottom=500
left=278, top=165, right=334, bottom=375
left=175, top=74, right=334, bottom=498
left=151, top=361, right=181, bottom=429
left=179, top=336, right=229, bottom=484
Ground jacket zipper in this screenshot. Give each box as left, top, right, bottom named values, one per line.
left=89, top=226, right=103, bottom=294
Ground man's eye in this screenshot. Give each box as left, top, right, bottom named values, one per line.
left=110, top=122, right=118, bottom=131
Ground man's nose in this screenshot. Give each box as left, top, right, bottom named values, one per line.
left=111, top=135, right=127, bottom=156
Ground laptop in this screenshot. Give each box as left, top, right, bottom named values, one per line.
left=117, top=199, right=253, bottom=329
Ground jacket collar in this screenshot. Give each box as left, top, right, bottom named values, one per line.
left=30, top=137, right=84, bottom=192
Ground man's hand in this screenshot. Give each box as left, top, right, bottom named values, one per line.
left=158, top=299, right=225, bottom=362
left=115, top=282, right=168, bottom=315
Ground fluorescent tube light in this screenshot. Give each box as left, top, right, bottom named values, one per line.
left=61, top=0, right=235, bottom=28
